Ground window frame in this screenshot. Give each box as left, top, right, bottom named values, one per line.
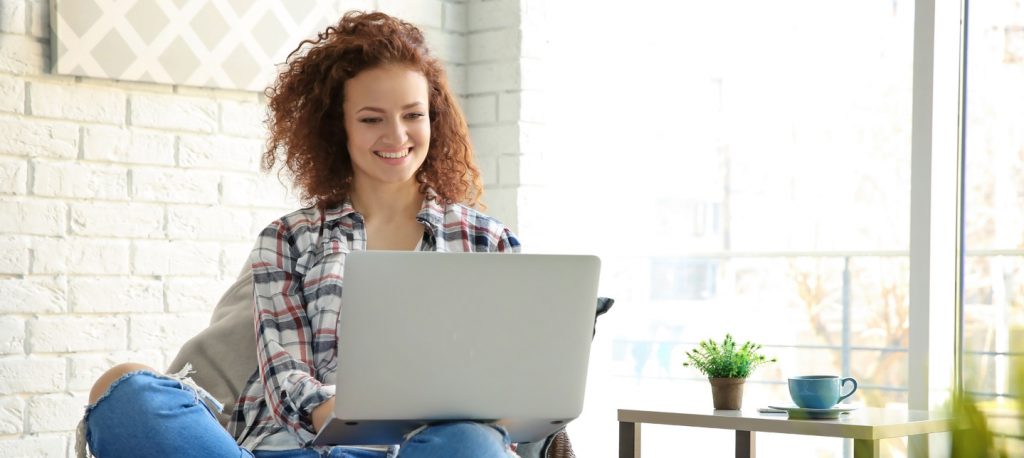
left=907, top=0, right=967, bottom=454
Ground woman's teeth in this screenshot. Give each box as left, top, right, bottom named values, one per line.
left=375, top=149, right=410, bottom=159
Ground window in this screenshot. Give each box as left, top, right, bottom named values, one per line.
left=541, top=1, right=917, bottom=456
left=962, top=0, right=1024, bottom=454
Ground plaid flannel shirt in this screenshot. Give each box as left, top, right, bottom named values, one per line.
left=228, top=195, right=521, bottom=450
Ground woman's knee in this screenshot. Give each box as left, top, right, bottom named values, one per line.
left=88, top=362, right=157, bottom=404
left=401, top=422, right=513, bottom=457
left=83, top=363, right=247, bottom=458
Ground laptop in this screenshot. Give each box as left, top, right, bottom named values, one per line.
left=311, top=251, right=601, bottom=446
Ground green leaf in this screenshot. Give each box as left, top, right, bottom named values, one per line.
left=682, top=334, right=775, bottom=378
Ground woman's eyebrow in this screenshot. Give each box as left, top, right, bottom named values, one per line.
left=356, top=102, right=425, bottom=114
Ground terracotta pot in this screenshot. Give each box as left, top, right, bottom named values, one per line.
left=709, top=377, right=745, bottom=410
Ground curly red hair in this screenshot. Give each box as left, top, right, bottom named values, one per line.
left=263, top=11, right=482, bottom=208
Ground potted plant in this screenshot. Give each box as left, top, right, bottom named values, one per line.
left=947, top=349, right=1023, bottom=457
left=683, top=334, right=776, bottom=410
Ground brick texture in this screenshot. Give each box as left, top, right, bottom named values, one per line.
left=26, top=394, right=89, bottom=433
left=0, top=276, right=67, bottom=314
left=131, top=167, right=221, bottom=204
left=69, top=278, right=163, bottom=314
left=0, top=396, right=25, bottom=434
left=0, top=74, right=25, bottom=113
left=31, top=161, right=129, bottom=200
left=28, top=316, right=128, bottom=353
left=129, top=93, right=218, bottom=133
left=0, top=2, right=535, bottom=454
left=70, top=203, right=164, bottom=238
left=178, top=135, right=263, bottom=171
left=66, top=350, right=164, bottom=392
left=0, top=236, right=29, bottom=274
left=29, top=82, right=126, bottom=125
left=464, top=0, right=536, bottom=233
left=0, top=357, right=66, bottom=393
left=0, top=118, right=78, bottom=159
left=0, top=157, right=28, bottom=194
left=82, top=125, right=176, bottom=165
left=31, top=238, right=131, bottom=275
left=0, top=316, right=25, bottom=354
left=0, top=436, right=66, bottom=457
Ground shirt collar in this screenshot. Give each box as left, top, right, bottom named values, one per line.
left=415, top=191, right=445, bottom=229
left=321, top=189, right=445, bottom=232
left=321, top=198, right=358, bottom=223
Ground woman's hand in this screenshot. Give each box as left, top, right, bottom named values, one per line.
left=311, top=397, right=336, bottom=432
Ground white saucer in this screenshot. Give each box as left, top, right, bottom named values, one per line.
left=766, top=403, right=859, bottom=420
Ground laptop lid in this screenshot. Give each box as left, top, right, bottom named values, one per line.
left=312, top=251, right=600, bottom=446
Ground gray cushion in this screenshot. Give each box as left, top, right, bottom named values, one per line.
left=167, top=264, right=257, bottom=426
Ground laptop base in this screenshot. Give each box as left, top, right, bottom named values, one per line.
left=311, top=417, right=571, bottom=446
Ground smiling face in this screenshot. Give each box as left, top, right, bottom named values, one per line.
left=342, top=65, right=431, bottom=193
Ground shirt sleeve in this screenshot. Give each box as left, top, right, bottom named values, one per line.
left=496, top=227, right=521, bottom=253
left=250, top=220, right=334, bottom=444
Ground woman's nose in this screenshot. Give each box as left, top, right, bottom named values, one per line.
left=382, top=120, right=408, bottom=145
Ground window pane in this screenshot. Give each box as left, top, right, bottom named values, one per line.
left=963, top=1, right=1024, bottom=455
left=541, top=1, right=914, bottom=456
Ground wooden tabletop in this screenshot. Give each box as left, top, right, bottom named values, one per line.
left=618, top=406, right=953, bottom=440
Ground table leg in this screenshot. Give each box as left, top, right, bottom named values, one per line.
left=853, top=438, right=880, bottom=458
left=618, top=421, right=641, bottom=458
left=735, top=430, right=755, bottom=458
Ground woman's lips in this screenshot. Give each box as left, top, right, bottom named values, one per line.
left=373, top=148, right=411, bottom=159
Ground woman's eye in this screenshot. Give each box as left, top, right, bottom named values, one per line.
left=359, top=118, right=382, bottom=124
left=405, top=112, right=426, bottom=120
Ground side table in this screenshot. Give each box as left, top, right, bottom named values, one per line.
left=618, top=406, right=952, bottom=458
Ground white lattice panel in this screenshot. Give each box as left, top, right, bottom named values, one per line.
left=52, top=0, right=347, bottom=91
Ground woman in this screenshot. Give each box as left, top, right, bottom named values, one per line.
left=81, top=11, right=520, bottom=458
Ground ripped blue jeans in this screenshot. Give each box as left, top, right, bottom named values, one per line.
left=79, top=370, right=516, bottom=458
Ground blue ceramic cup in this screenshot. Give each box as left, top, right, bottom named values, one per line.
left=788, top=375, right=858, bottom=409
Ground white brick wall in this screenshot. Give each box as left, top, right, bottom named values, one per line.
left=0, top=1, right=533, bottom=455
left=0, top=396, right=26, bottom=434
left=463, top=0, right=545, bottom=236
left=69, top=202, right=163, bottom=238
left=69, top=278, right=163, bottom=313
left=65, top=350, right=163, bottom=393
left=0, top=1, right=27, bottom=35
left=178, top=135, right=263, bottom=171
left=32, top=162, right=129, bottom=200
left=0, top=435, right=66, bottom=458
left=29, top=82, right=127, bottom=125
left=28, top=316, right=128, bottom=353
left=26, top=393, right=89, bottom=433
left=0, top=74, right=26, bottom=113
left=0, top=316, right=26, bottom=354
left=0, top=237, right=29, bottom=274
left=0, top=277, right=66, bottom=313
left=0, top=158, right=28, bottom=194
left=129, top=93, right=219, bottom=133
left=82, top=126, right=176, bottom=165
left=0, top=117, right=78, bottom=158
left=131, top=167, right=221, bottom=204
left=0, top=357, right=65, bottom=393
left=32, top=238, right=130, bottom=275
